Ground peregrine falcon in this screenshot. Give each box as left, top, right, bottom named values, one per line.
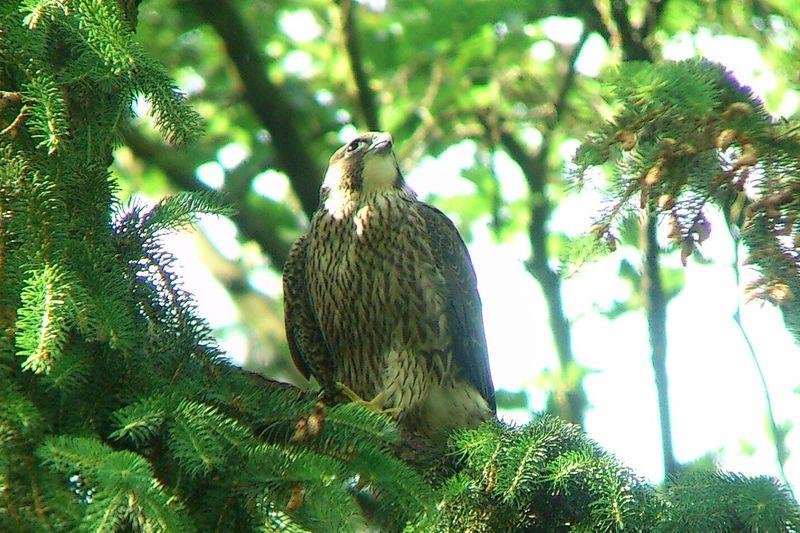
left=283, top=132, right=495, bottom=440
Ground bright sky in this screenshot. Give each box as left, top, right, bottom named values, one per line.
left=159, top=17, right=800, bottom=491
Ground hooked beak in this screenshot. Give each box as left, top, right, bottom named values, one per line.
left=368, top=133, right=393, bottom=155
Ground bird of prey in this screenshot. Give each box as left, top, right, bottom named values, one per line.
left=283, top=132, right=495, bottom=440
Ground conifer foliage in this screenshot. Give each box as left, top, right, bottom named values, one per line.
left=1, top=3, right=799, bottom=531
left=573, top=59, right=800, bottom=341
left=1, top=2, right=429, bottom=530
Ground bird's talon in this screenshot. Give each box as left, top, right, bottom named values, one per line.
left=336, top=381, right=365, bottom=403
left=335, top=382, right=398, bottom=418
left=382, top=406, right=402, bottom=417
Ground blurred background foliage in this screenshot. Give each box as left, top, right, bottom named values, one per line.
left=116, top=0, right=800, bottom=489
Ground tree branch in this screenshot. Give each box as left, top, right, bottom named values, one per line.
left=552, top=31, right=589, bottom=126
left=642, top=0, right=669, bottom=38
left=593, top=0, right=678, bottom=476
left=499, top=131, right=586, bottom=425
left=123, top=128, right=294, bottom=267
left=338, top=0, right=380, bottom=131
left=609, top=0, right=651, bottom=61
left=641, top=208, right=678, bottom=476
left=488, top=33, right=590, bottom=425
left=191, top=0, right=322, bottom=219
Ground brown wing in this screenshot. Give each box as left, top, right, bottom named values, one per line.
left=282, top=235, right=335, bottom=390
left=417, top=203, right=496, bottom=413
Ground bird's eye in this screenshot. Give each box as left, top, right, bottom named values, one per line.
left=346, top=139, right=366, bottom=153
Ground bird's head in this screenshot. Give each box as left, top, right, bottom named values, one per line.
left=321, top=132, right=403, bottom=201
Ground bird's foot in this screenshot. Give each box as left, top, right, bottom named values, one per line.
left=336, top=382, right=401, bottom=418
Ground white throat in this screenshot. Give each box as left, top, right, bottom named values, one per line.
left=361, top=155, right=397, bottom=193
left=321, top=155, right=400, bottom=220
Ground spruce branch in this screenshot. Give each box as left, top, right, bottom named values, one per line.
left=70, top=0, right=203, bottom=144
left=108, top=394, right=168, bottom=447
left=658, top=471, right=800, bottom=530
left=440, top=416, right=656, bottom=530
left=14, top=265, right=72, bottom=374
left=37, top=436, right=192, bottom=531
left=168, top=399, right=251, bottom=478
left=23, top=71, right=68, bottom=154
left=439, top=417, right=799, bottom=530
left=127, top=190, right=233, bottom=239
left=16, top=0, right=202, bottom=147
left=573, top=58, right=800, bottom=342
left=0, top=381, right=43, bottom=445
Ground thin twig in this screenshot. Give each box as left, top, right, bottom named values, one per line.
left=553, top=31, right=590, bottom=125
left=731, top=233, right=794, bottom=496
left=1, top=105, right=28, bottom=135
left=397, top=60, right=445, bottom=165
